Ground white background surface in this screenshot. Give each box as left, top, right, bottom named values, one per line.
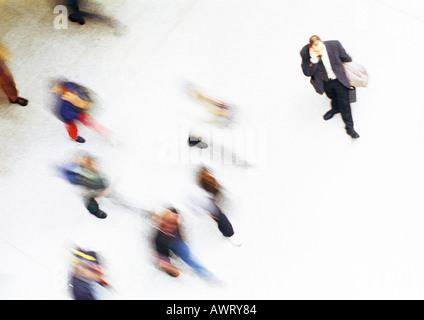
left=0, top=0, right=424, bottom=299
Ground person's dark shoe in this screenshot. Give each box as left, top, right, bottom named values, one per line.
left=196, top=141, right=208, bottom=149
left=188, top=136, right=200, bottom=147
left=75, top=136, right=86, bottom=143
left=91, top=210, right=107, bottom=219
left=188, top=137, right=208, bottom=149
left=347, top=129, right=360, bottom=139
left=10, top=97, right=28, bottom=107
left=69, top=13, right=85, bottom=25
left=323, top=109, right=337, bottom=121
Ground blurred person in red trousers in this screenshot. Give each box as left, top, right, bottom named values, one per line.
left=51, top=79, right=111, bottom=144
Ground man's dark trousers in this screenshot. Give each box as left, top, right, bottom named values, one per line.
left=324, top=79, right=354, bottom=131
left=67, top=0, right=80, bottom=11
left=213, top=207, right=235, bottom=238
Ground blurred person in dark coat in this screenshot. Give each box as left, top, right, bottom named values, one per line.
left=69, top=248, right=111, bottom=300
left=300, top=35, right=359, bottom=139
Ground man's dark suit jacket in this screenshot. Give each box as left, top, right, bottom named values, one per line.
left=300, top=40, right=352, bottom=95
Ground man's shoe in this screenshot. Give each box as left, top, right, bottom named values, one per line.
left=188, top=136, right=200, bottom=147
left=91, top=210, right=107, bottom=219
left=347, top=129, right=360, bottom=139
left=75, top=136, right=86, bottom=143
left=323, top=109, right=337, bottom=121
left=188, top=137, right=208, bottom=149
left=196, top=141, right=208, bottom=149
left=10, top=97, right=28, bottom=107
left=69, top=13, right=85, bottom=25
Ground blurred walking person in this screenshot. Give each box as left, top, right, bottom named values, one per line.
left=60, top=153, right=111, bottom=218
left=183, top=82, right=235, bottom=149
left=152, top=207, right=216, bottom=281
left=69, top=248, right=111, bottom=300
left=188, top=167, right=242, bottom=246
left=0, top=42, right=28, bottom=107
left=65, top=0, right=124, bottom=33
left=51, top=79, right=111, bottom=144
left=59, top=152, right=146, bottom=219
left=300, top=35, right=359, bottom=139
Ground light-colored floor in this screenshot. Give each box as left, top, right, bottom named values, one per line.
left=0, top=0, right=424, bottom=299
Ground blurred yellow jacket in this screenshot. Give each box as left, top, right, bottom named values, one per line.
left=0, top=42, right=10, bottom=61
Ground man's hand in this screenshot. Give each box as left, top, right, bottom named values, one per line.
left=309, top=47, right=320, bottom=64
left=62, top=91, right=91, bottom=109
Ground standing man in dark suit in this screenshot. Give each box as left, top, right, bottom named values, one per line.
left=300, top=35, right=359, bottom=139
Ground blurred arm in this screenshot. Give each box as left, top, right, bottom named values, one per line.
left=338, top=41, right=352, bottom=62
left=301, top=47, right=319, bottom=77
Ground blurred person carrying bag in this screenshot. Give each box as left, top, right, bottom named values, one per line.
left=343, top=61, right=368, bottom=103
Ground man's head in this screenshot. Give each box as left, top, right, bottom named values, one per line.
left=198, top=167, right=220, bottom=196
left=309, top=35, right=322, bottom=48
left=76, top=153, right=98, bottom=171
left=161, top=209, right=179, bottom=233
